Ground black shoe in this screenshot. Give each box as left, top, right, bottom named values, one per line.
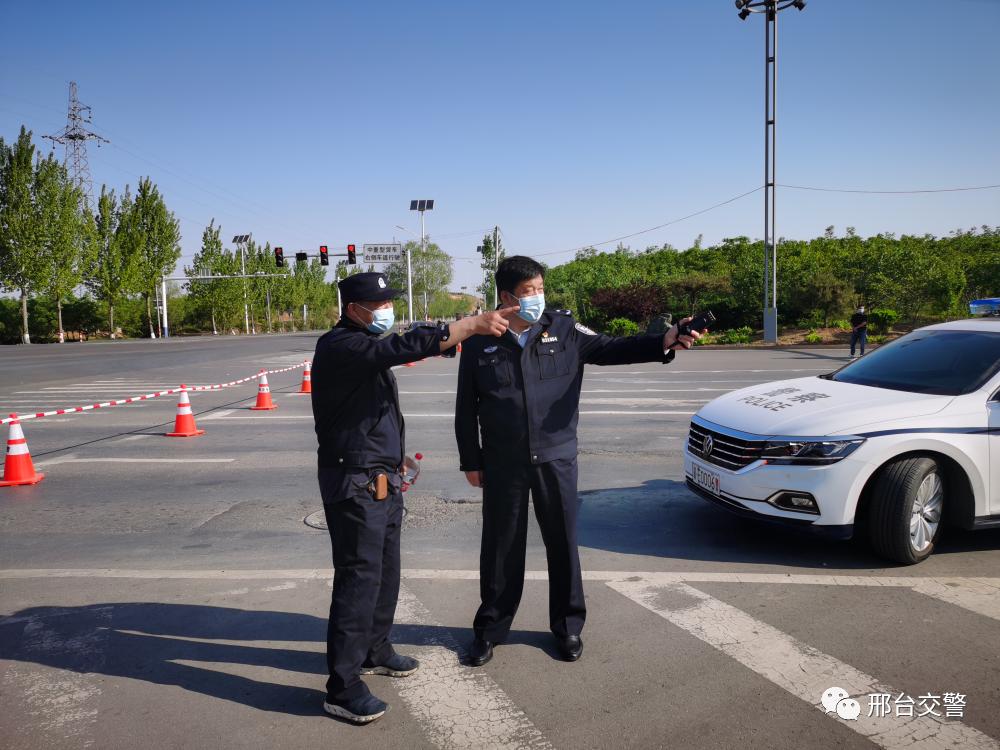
left=360, top=653, right=420, bottom=677
left=557, top=635, right=583, bottom=662
left=468, top=638, right=494, bottom=666
left=323, top=694, right=388, bottom=724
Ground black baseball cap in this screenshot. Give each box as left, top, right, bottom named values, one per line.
left=338, top=272, right=404, bottom=304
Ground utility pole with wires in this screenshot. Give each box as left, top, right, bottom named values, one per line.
left=477, top=226, right=503, bottom=309
left=493, top=225, right=501, bottom=309
left=44, top=81, right=109, bottom=208
left=735, top=0, right=807, bottom=343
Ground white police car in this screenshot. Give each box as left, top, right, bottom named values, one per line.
left=684, top=319, right=1000, bottom=564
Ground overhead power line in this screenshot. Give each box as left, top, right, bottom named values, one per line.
left=532, top=187, right=763, bottom=258
left=526, top=178, right=999, bottom=261
left=780, top=182, right=1000, bottom=194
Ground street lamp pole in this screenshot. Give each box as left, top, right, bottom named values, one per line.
left=408, top=199, right=434, bottom=323
left=736, top=0, right=805, bottom=344
left=233, top=233, right=252, bottom=335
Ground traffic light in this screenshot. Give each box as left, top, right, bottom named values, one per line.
left=319, top=245, right=329, bottom=266
left=295, top=251, right=308, bottom=263
left=347, top=244, right=357, bottom=265
left=274, top=247, right=284, bottom=267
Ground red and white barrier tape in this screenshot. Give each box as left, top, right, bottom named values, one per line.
left=1, top=361, right=309, bottom=426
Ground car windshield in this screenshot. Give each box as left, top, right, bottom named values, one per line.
left=830, top=329, right=1000, bottom=395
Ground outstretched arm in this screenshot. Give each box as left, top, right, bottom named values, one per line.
left=439, top=307, right=520, bottom=353
left=326, top=307, right=521, bottom=372
left=576, top=318, right=700, bottom=366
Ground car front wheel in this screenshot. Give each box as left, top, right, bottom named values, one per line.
left=867, top=456, right=945, bottom=564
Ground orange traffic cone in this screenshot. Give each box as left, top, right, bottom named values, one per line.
left=1, top=415, right=45, bottom=487
left=299, top=361, right=312, bottom=394
left=250, top=371, right=277, bottom=410
left=166, top=387, right=205, bottom=437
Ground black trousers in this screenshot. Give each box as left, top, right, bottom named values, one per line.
left=474, top=454, right=586, bottom=641
left=850, top=329, right=868, bottom=355
left=319, top=467, right=403, bottom=702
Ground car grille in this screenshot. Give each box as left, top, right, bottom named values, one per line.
left=688, top=421, right=765, bottom=471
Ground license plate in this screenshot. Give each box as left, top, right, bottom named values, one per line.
left=691, top=461, right=721, bottom=497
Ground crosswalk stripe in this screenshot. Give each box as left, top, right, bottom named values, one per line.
left=607, top=579, right=998, bottom=750
left=393, top=585, right=553, bottom=750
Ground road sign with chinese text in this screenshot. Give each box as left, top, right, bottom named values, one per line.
left=362, top=243, right=403, bottom=263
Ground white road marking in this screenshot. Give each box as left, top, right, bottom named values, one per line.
left=579, top=410, right=696, bottom=415
left=197, top=411, right=697, bottom=420
left=0, top=604, right=110, bottom=747
left=15, top=386, right=211, bottom=393
left=582, top=388, right=732, bottom=393
left=2, top=418, right=78, bottom=423
left=0, top=401, right=149, bottom=406
left=1, top=569, right=994, bottom=623
left=109, top=435, right=156, bottom=444
left=198, top=409, right=235, bottom=420
left=201, top=415, right=314, bottom=419
left=394, top=388, right=733, bottom=400
left=393, top=585, right=553, bottom=749
left=607, top=579, right=997, bottom=750
left=32, top=457, right=236, bottom=468
left=579, top=398, right=709, bottom=406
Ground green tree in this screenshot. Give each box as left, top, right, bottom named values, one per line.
left=0, top=127, right=49, bottom=343
left=86, top=186, right=141, bottom=337
left=186, top=221, right=244, bottom=334
left=36, top=154, right=93, bottom=342
left=788, top=270, right=853, bottom=327
left=132, top=177, right=181, bottom=337
left=476, top=231, right=505, bottom=307
left=385, top=240, right=453, bottom=321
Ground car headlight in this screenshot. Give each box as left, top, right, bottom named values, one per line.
left=761, top=438, right=865, bottom=465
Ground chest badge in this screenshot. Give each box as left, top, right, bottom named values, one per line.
left=540, top=331, right=559, bottom=344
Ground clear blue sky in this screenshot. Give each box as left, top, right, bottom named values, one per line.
left=2, top=0, right=998, bottom=292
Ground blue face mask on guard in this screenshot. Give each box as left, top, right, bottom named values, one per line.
left=358, top=304, right=395, bottom=334
left=516, top=293, right=545, bottom=324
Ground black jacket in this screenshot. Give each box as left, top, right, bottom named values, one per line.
left=455, top=310, right=675, bottom=470
left=311, top=320, right=445, bottom=470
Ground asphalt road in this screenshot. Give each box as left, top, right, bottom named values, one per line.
left=1, top=334, right=997, bottom=750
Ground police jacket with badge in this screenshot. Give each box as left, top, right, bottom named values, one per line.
left=455, top=309, right=675, bottom=470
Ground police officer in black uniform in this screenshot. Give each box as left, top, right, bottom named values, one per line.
left=455, top=256, right=700, bottom=666
left=312, top=272, right=518, bottom=723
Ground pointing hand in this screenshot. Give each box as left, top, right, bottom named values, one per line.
left=474, top=306, right=520, bottom=337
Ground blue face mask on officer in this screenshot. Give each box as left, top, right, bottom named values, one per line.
left=357, top=304, right=395, bottom=334
left=515, top=293, right=545, bottom=323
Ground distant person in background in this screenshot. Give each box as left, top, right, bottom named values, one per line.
left=850, top=305, right=868, bottom=359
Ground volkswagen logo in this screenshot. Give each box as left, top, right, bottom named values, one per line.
left=702, top=434, right=714, bottom=458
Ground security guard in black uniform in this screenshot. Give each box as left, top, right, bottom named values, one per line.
left=455, top=256, right=699, bottom=666
left=312, top=272, right=518, bottom=723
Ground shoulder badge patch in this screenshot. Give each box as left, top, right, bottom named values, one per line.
left=575, top=322, right=597, bottom=336
left=483, top=345, right=498, bottom=353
